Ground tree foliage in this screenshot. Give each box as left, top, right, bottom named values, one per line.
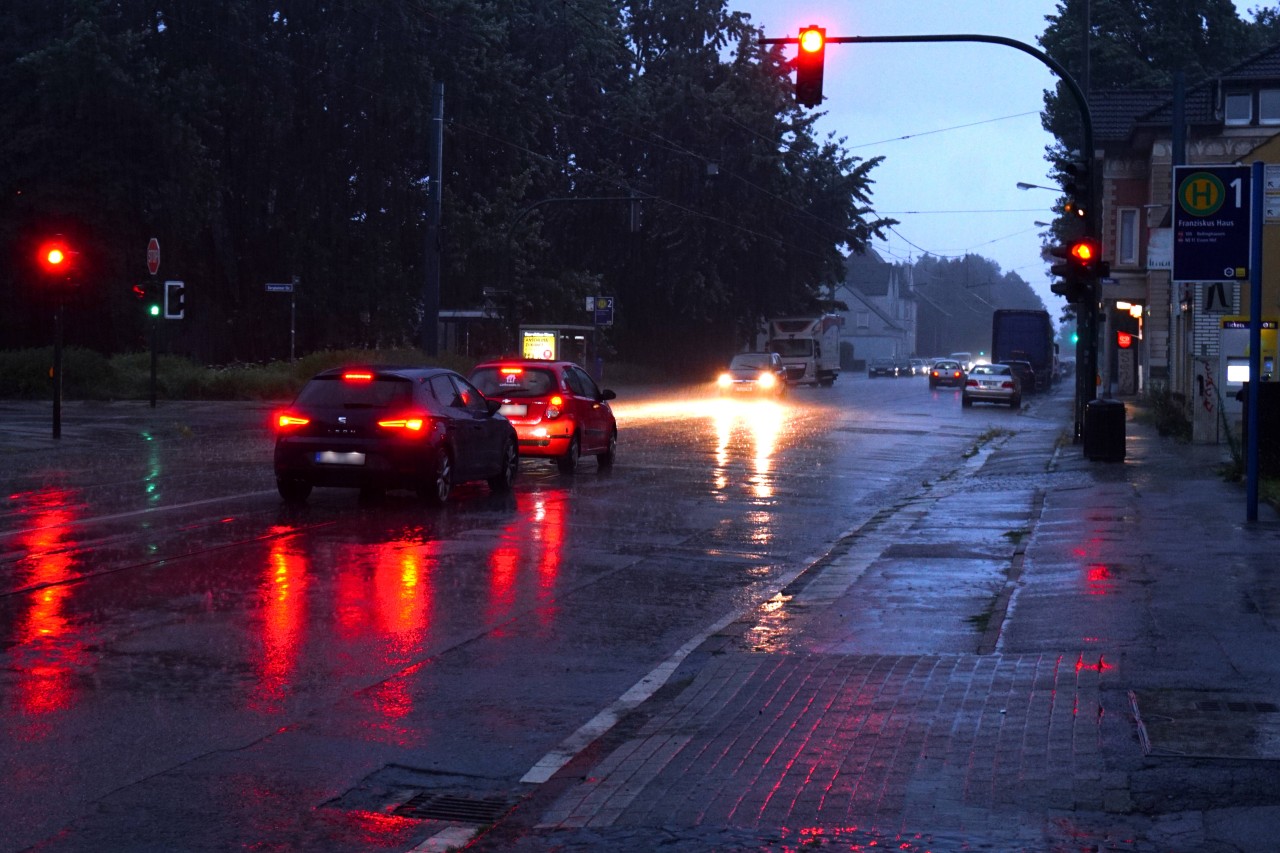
left=912, top=254, right=1046, bottom=357
left=1, top=0, right=895, bottom=373
left=1040, top=0, right=1280, bottom=172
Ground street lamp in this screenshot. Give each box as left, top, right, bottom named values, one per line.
left=1017, top=181, right=1058, bottom=192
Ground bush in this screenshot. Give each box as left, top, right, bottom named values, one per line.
left=0, top=347, right=481, bottom=401
left=1138, top=383, right=1191, bottom=441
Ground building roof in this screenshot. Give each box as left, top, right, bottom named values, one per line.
left=843, top=247, right=896, bottom=297
left=1092, top=41, right=1280, bottom=143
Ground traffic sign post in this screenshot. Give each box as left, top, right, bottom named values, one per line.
left=1173, top=165, right=1252, bottom=282
left=266, top=277, right=299, bottom=361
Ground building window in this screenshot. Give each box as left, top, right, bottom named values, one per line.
left=1118, top=208, right=1139, bottom=265
left=856, top=311, right=870, bottom=329
left=1261, top=89, right=1280, bottom=124
left=1225, top=91, right=1252, bottom=125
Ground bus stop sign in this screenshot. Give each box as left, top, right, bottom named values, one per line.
left=1173, top=164, right=1251, bottom=282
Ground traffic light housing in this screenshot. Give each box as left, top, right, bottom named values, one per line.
left=133, top=281, right=162, bottom=316
left=1061, top=161, right=1090, bottom=220
left=1049, top=238, right=1103, bottom=304
left=795, top=26, right=826, bottom=108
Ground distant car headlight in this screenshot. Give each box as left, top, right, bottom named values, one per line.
left=717, top=373, right=733, bottom=388
left=757, top=372, right=776, bottom=389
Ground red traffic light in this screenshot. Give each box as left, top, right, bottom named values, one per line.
left=1069, top=240, right=1096, bottom=263
left=38, top=238, right=75, bottom=275
left=799, top=27, right=825, bottom=53
left=795, top=25, right=826, bottom=108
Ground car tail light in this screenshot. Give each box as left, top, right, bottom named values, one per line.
left=275, top=412, right=310, bottom=430
left=953, top=371, right=962, bottom=379
left=1002, top=381, right=1015, bottom=389
left=499, top=367, right=523, bottom=375
left=378, top=414, right=430, bottom=432
left=342, top=371, right=374, bottom=382
left=546, top=395, right=563, bottom=418
left=966, top=379, right=979, bottom=387
left=930, top=370, right=939, bottom=378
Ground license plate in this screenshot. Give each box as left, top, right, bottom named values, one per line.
left=499, top=404, right=528, bottom=417
left=315, top=451, right=365, bottom=465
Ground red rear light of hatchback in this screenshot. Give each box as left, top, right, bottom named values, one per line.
left=377, top=414, right=430, bottom=433
left=276, top=412, right=310, bottom=430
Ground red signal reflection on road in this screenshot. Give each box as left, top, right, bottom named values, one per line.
left=249, top=530, right=310, bottom=713
left=8, top=488, right=92, bottom=728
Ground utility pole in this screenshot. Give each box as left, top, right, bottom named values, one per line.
left=421, top=82, right=443, bottom=356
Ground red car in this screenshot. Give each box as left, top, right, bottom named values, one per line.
left=468, top=359, right=617, bottom=473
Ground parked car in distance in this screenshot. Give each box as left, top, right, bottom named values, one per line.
left=928, top=359, right=966, bottom=389
left=962, top=362, right=1021, bottom=408
left=998, top=359, right=1037, bottom=395
left=273, top=365, right=519, bottom=504
left=468, top=358, right=617, bottom=473
left=716, top=352, right=787, bottom=398
left=867, top=356, right=900, bottom=378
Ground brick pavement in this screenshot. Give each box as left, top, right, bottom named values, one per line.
left=464, top=393, right=1280, bottom=852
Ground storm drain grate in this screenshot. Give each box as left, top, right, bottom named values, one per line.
left=393, top=791, right=512, bottom=824
left=1195, top=700, right=1280, bottom=713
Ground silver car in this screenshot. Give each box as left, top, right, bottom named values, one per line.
left=961, top=363, right=1021, bottom=408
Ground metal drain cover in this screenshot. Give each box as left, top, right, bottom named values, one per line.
left=1131, top=689, right=1280, bottom=759
left=394, top=791, right=512, bottom=824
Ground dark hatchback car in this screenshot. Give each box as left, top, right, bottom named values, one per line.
left=868, top=357, right=901, bottom=378
left=273, top=366, right=519, bottom=504
left=998, top=359, right=1037, bottom=394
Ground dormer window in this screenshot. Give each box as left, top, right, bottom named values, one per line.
left=1225, top=91, right=1252, bottom=124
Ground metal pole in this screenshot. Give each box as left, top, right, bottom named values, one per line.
left=149, top=313, right=158, bottom=408
left=421, top=82, right=443, bottom=356
left=290, top=276, right=298, bottom=362
left=1246, top=161, right=1263, bottom=521
left=52, top=300, right=63, bottom=439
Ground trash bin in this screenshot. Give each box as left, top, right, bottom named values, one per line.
left=1238, top=382, right=1280, bottom=476
left=1084, top=398, right=1125, bottom=462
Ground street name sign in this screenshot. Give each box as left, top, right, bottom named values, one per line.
left=1173, top=164, right=1251, bottom=282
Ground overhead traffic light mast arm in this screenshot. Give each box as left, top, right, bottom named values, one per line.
left=760, top=31, right=1094, bottom=232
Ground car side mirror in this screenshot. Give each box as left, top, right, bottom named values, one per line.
left=600, top=389, right=616, bottom=401
left=486, top=398, right=502, bottom=415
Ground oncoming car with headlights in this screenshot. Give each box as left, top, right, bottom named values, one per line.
left=468, top=359, right=618, bottom=473
left=717, top=352, right=787, bottom=397
left=273, top=365, right=519, bottom=504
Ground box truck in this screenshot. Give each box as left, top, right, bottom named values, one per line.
left=766, top=314, right=844, bottom=386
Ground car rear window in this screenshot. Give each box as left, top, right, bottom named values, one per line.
left=295, top=374, right=414, bottom=408
left=470, top=366, right=558, bottom=398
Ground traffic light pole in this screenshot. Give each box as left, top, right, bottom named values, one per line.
left=150, top=313, right=158, bottom=408
left=52, top=299, right=64, bottom=439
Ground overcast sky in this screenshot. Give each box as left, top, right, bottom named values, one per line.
left=730, top=1, right=1074, bottom=311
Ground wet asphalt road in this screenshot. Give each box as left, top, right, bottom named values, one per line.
left=0, top=373, right=1052, bottom=852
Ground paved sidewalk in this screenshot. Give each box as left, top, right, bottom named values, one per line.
left=468, top=393, right=1280, bottom=852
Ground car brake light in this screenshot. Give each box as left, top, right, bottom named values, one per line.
left=546, top=395, right=563, bottom=418
left=499, top=367, right=523, bottom=375
left=343, top=371, right=374, bottom=382
left=276, top=412, right=310, bottom=429
left=378, top=415, right=428, bottom=432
